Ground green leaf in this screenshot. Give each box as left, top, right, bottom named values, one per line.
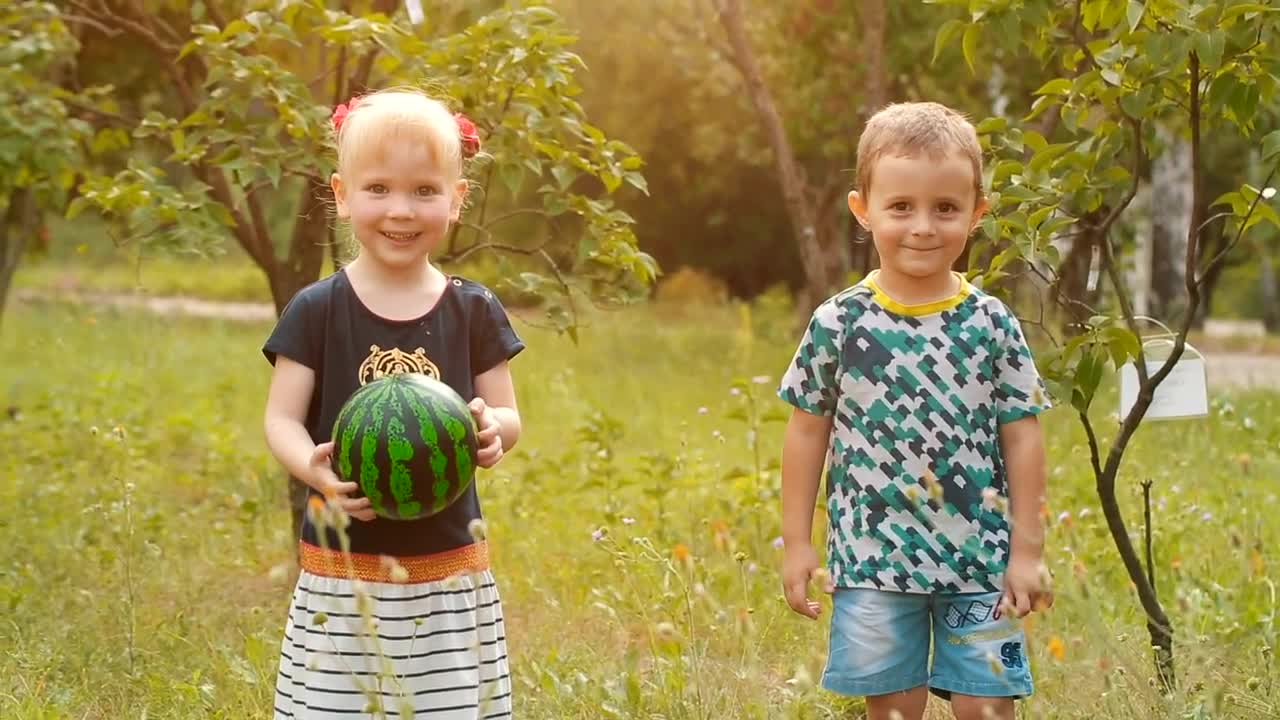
left=975, top=117, right=1009, bottom=134
left=65, top=196, right=90, bottom=220
left=1126, top=0, right=1146, bottom=32
left=500, top=162, right=524, bottom=195
left=1222, top=3, right=1275, bottom=23
left=1212, top=190, right=1244, bottom=208
left=1194, top=31, right=1226, bottom=69
left=1028, top=205, right=1058, bottom=229
left=550, top=165, right=576, bottom=191
left=1103, top=326, right=1142, bottom=367
left=962, top=24, right=981, bottom=73
left=932, top=19, right=966, bottom=64
left=1262, top=130, right=1280, bottom=162
left=1033, top=78, right=1073, bottom=96
left=1023, top=130, right=1048, bottom=154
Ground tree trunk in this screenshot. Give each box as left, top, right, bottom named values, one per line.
left=1051, top=227, right=1103, bottom=332
left=1149, top=128, right=1191, bottom=322
left=716, top=0, right=828, bottom=313
left=0, top=189, right=38, bottom=330
left=261, top=177, right=336, bottom=540
left=1262, top=243, right=1279, bottom=333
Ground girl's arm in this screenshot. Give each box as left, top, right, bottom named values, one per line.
left=473, top=360, right=521, bottom=451
left=263, top=356, right=373, bottom=519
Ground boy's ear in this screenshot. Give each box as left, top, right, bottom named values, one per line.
left=970, top=195, right=990, bottom=232
left=450, top=179, right=469, bottom=222
left=848, top=191, right=870, bottom=229
left=331, top=173, right=350, bottom=219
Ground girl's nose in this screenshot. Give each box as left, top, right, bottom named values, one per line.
left=387, top=195, right=415, bottom=218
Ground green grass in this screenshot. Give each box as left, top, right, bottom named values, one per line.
left=12, top=253, right=284, bottom=304
left=2, top=299, right=1279, bottom=719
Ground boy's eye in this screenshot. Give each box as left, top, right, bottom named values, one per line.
left=891, top=202, right=911, bottom=212
left=367, top=183, right=387, bottom=193
left=417, top=186, right=440, bottom=196
left=938, top=202, right=957, bottom=213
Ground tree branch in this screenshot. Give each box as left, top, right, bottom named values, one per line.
left=1196, top=162, right=1280, bottom=287
left=1099, top=116, right=1148, bottom=383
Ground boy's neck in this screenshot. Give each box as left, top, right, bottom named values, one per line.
left=870, top=268, right=962, bottom=306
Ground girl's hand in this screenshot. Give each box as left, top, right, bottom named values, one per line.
left=308, top=442, right=375, bottom=521
left=469, top=398, right=504, bottom=468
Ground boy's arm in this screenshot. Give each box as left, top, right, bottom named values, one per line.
left=999, top=414, right=1050, bottom=616
left=781, top=407, right=835, bottom=619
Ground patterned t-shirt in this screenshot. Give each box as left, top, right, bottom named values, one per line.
left=778, top=271, right=1049, bottom=594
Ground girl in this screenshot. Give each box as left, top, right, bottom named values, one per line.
left=262, top=89, right=522, bottom=718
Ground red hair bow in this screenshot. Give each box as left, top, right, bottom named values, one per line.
left=331, top=96, right=363, bottom=131
left=455, top=113, right=481, bottom=158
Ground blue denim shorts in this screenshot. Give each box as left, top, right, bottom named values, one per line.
left=822, top=588, right=1033, bottom=699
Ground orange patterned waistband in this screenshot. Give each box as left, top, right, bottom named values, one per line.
left=298, top=540, right=490, bottom=584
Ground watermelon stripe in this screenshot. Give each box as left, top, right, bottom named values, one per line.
left=438, top=399, right=474, bottom=497
left=358, top=381, right=394, bottom=515
left=408, top=395, right=451, bottom=512
left=384, top=388, right=421, bottom=518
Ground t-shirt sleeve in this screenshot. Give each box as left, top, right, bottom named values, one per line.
left=777, top=301, right=842, bottom=416
left=471, top=288, right=525, bottom=376
left=992, top=307, right=1051, bottom=424
left=263, top=287, right=321, bottom=369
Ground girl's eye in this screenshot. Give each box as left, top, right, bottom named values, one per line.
left=891, top=202, right=910, bottom=212
left=938, top=203, right=957, bottom=213
left=417, top=186, right=440, bottom=196
left=367, top=184, right=387, bottom=193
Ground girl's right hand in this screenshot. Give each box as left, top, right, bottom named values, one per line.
left=308, top=442, right=376, bottom=522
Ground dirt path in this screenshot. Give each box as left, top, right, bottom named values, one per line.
left=15, top=288, right=1280, bottom=389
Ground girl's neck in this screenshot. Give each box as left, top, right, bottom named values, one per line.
left=345, top=254, right=442, bottom=290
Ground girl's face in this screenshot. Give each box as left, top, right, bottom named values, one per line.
left=331, top=138, right=467, bottom=272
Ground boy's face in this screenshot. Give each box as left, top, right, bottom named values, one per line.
left=849, top=152, right=988, bottom=284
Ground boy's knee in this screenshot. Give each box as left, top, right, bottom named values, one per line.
left=948, top=693, right=1014, bottom=720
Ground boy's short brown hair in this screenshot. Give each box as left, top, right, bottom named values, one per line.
left=855, top=102, right=984, bottom=198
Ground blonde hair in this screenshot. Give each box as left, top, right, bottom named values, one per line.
left=332, top=88, right=466, bottom=180
left=855, top=102, right=983, bottom=198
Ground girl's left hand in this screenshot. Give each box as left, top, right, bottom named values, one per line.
left=469, top=397, right=504, bottom=468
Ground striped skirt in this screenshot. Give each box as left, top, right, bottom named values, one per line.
left=274, top=542, right=512, bottom=718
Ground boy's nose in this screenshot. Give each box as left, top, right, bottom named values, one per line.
left=910, top=216, right=936, bottom=236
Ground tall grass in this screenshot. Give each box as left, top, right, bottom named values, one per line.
left=1, top=299, right=1277, bottom=718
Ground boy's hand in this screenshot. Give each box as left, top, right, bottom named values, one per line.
left=308, top=442, right=375, bottom=522
left=469, top=398, right=504, bottom=468
left=998, top=554, right=1053, bottom=619
left=782, top=542, right=834, bottom=620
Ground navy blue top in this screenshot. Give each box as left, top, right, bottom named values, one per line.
left=263, top=269, right=524, bottom=555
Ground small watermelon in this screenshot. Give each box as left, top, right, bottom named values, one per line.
left=330, top=373, right=479, bottom=520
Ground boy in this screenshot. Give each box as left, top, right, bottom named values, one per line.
left=777, top=102, right=1052, bottom=720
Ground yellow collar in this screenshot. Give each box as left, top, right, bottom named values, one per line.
left=864, top=270, right=971, bottom=316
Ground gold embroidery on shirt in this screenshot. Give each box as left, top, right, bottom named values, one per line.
left=358, top=345, right=440, bottom=385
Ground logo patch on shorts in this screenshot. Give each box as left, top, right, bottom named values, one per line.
left=944, top=599, right=995, bottom=629
left=1000, top=641, right=1024, bottom=669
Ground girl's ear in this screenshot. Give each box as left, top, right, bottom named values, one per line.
left=449, top=178, right=469, bottom=222
left=331, top=173, right=350, bottom=219
left=848, top=191, right=871, bottom=230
